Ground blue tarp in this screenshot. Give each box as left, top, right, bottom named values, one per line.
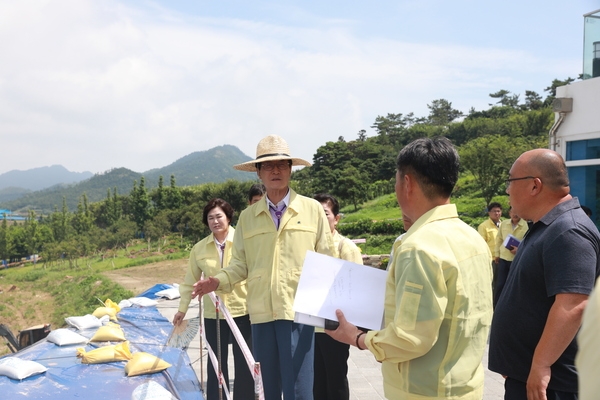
left=0, top=304, right=203, bottom=399
left=137, top=283, right=175, bottom=299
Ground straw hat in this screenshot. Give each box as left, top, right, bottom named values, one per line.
left=234, top=135, right=312, bottom=172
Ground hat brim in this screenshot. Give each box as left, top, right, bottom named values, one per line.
left=234, top=156, right=312, bottom=172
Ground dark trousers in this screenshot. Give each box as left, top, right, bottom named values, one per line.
left=313, top=332, right=350, bottom=400
left=504, top=377, right=578, bottom=400
left=205, top=315, right=254, bottom=400
left=493, top=258, right=512, bottom=308
left=252, top=320, right=315, bottom=400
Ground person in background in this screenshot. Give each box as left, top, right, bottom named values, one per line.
left=493, top=206, right=528, bottom=307
left=478, top=202, right=502, bottom=254
left=327, top=137, right=493, bottom=399
left=173, top=198, right=254, bottom=400
left=247, top=183, right=266, bottom=205
left=489, top=149, right=600, bottom=399
left=192, top=135, right=334, bottom=400
left=478, top=202, right=502, bottom=288
left=313, top=193, right=362, bottom=400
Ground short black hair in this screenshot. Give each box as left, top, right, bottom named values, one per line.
left=247, top=183, right=266, bottom=202
left=487, top=202, right=502, bottom=211
left=396, top=137, right=459, bottom=199
left=202, top=198, right=234, bottom=226
left=313, top=193, right=340, bottom=216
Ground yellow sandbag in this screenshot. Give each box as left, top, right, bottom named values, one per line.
left=104, top=298, right=121, bottom=313
left=92, top=306, right=118, bottom=321
left=76, top=341, right=132, bottom=364
left=125, top=352, right=171, bottom=377
left=90, top=323, right=126, bottom=342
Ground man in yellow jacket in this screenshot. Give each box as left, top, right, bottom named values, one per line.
left=327, top=137, right=493, bottom=399
left=193, top=135, right=334, bottom=400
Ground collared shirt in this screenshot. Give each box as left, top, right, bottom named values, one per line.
left=494, top=218, right=529, bottom=261
left=214, top=188, right=334, bottom=324
left=489, top=198, right=600, bottom=393
left=266, top=190, right=290, bottom=230
left=364, top=204, right=493, bottom=399
left=178, top=228, right=248, bottom=319
left=333, top=230, right=363, bottom=264
left=478, top=217, right=500, bottom=256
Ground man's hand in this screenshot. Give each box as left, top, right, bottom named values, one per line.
left=192, top=277, right=220, bottom=298
left=494, top=256, right=500, bottom=263
left=509, top=245, right=518, bottom=255
left=325, top=309, right=364, bottom=347
left=526, top=363, right=551, bottom=400
left=173, top=311, right=185, bottom=326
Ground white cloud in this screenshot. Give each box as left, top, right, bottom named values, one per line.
left=0, top=0, right=580, bottom=175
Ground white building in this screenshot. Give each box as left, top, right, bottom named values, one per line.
left=553, top=9, right=600, bottom=224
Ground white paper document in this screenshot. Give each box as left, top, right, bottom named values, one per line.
left=293, top=251, right=388, bottom=331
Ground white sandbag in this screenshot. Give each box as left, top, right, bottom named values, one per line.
left=118, top=299, right=133, bottom=309
left=131, top=381, right=176, bottom=400
left=46, top=329, right=88, bottom=346
left=128, top=297, right=158, bottom=307
left=154, top=287, right=180, bottom=300
left=0, top=357, right=47, bottom=380
left=65, top=314, right=102, bottom=330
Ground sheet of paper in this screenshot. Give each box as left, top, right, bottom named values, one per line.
left=293, top=251, right=387, bottom=330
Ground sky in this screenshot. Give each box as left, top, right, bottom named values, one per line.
left=0, top=0, right=597, bottom=175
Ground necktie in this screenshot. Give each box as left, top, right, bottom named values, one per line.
left=271, top=204, right=286, bottom=229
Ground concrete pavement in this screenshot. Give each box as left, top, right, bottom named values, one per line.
left=157, top=298, right=505, bottom=399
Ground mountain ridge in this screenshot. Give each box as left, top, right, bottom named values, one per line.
left=0, top=145, right=253, bottom=213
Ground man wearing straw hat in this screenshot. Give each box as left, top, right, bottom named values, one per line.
left=193, top=135, right=334, bottom=400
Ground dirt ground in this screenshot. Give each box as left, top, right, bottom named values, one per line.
left=102, top=258, right=189, bottom=295
left=0, top=258, right=190, bottom=356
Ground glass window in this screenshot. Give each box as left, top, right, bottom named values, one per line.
left=568, top=165, right=600, bottom=228
left=566, top=139, right=600, bottom=161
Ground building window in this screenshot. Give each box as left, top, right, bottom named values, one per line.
left=566, top=139, right=600, bottom=161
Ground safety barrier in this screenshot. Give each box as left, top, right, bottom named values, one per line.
left=201, top=291, right=265, bottom=400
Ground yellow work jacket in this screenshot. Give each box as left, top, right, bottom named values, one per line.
left=178, top=228, right=248, bottom=319
left=214, top=189, right=334, bottom=324
left=494, top=218, right=528, bottom=261
left=333, top=230, right=363, bottom=264
left=365, top=204, right=493, bottom=399
left=478, top=218, right=499, bottom=256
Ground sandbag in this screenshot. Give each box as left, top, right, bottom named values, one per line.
left=125, top=352, right=171, bottom=377
left=92, top=306, right=118, bottom=321
left=46, top=329, right=88, bottom=346
left=76, top=341, right=132, bottom=364
left=0, top=357, right=47, bottom=380
left=89, top=323, right=126, bottom=342
left=65, top=314, right=102, bottom=330
left=131, top=380, right=177, bottom=400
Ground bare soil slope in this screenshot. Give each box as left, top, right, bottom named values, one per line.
left=102, top=258, right=189, bottom=295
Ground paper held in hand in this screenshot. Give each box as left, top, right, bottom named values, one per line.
left=293, top=251, right=387, bottom=331
left=502, top=234, right=521, bottom=250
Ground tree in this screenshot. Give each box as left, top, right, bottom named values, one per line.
left=489, top=90, right=520, bottom=108
left=334, top=166, right=369, bottom=211
left=166, top=175, right=183, bottom=210
left=72, top=194, right=93, bottom=235
left=154, top=175, right=167, bottom=211
left=0, top=215, right=15, bottom=262
left=130, top=178, right=152, bottom=231
left=427, top=99, right=463, bottom=126
left=543, top=77, right=576, bottom=106
left=459, top=135, right=532, bottom=204
left=522, top=90, right=544, bottom=111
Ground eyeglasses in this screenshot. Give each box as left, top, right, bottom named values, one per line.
left=505, top=176, right=536, bottom=186
left=260, top=161, right=291, bottom=171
